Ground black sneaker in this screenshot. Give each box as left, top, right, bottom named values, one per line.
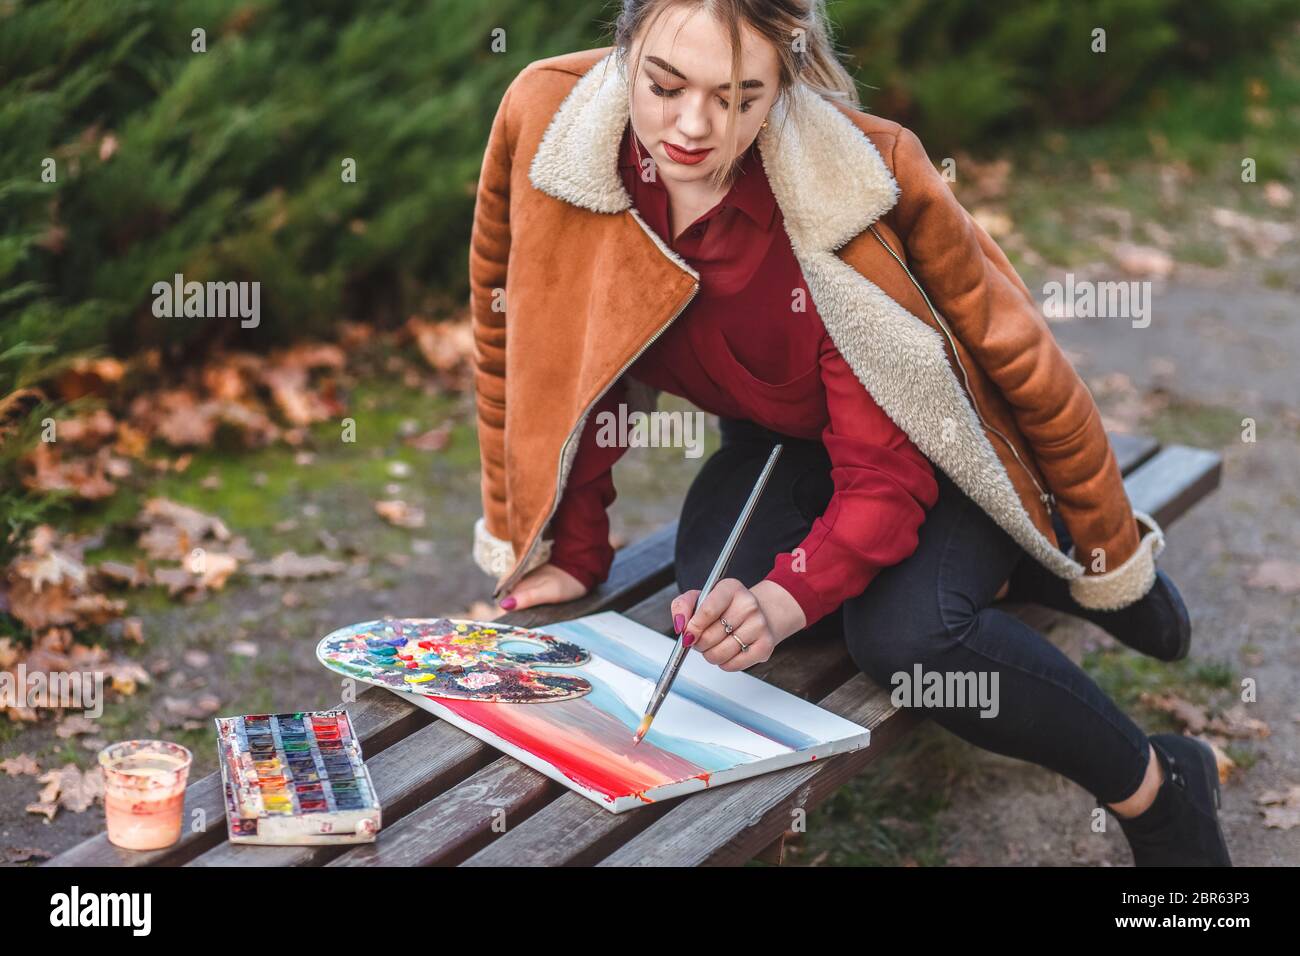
left=1114, top=734, right=1232, bottom=866
left=1005, top=563, right=1192, bottom=663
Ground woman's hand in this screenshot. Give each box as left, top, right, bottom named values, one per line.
left=498, top=563, right=588, bottom=612
left=670, top=578, right=806, bottom=672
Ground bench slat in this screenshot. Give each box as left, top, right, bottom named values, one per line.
left=1109, top=432, right=1161, bottom=474
left=1122, top=445, right=1222, bottom=527
left=328, top=758, right=561, bottom=867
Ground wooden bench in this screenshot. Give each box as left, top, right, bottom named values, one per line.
left=48, top=433, right=1221, bottom=867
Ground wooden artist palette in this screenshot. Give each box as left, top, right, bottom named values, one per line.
left=317, top=617, right=594, bottom=703
left=215, top=710, right=381, bottom=844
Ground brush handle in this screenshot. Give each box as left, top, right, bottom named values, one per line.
left=638, top=444, right=784, bottom=729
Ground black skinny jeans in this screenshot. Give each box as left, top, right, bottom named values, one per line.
left=674, top=417, right=1152, bottom=806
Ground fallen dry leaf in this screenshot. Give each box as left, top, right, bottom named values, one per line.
left=162, top=694, right=221, bottom=722
left=405, top=423, right=452, bottom=452
left=1206, top=704, right=1270, bottom=740
left=182, top=649, right=210, bottom=669
left=141, top=389, right=219, bottom=447
left=0, top=387, right=48, bottom=447
left=375, top=500, right=425, bottom=529
left=25, top=802, right=58, bottom=822
left=1112, top=242, right=1175, bottom=279
left=29, top=764, right=105, bottom=819
left=0, top=754, right=40, bottom=776
left=4, top=526, right=126, bottom=631
left=245, top=552, right=347, bottom=580
left=406, top=318, right=474, bottom=384
left=55, top=715, right=99, bottom=738
left=1209, top=207, right=1294, bottom=258
left=54, top=357, right=125, bottom=401
left=102, top=659, right=151, bottom=696
left=55, top=408, right=118, bottom=449
left=97, top=560, right=152, bottom=589
left=2, top=846, right=52, bottom=864
left=1256, top=785, right=1300, bottom=830
left=113, top=421, right=150, bottom=458
left=20, top=442, right=118, bottom=500
left=1202, top=737, right=1237, bottom=783
left=137, top=497, right=237, bottom=560
left=1245, top=560, right=1300, bottom=594
left=1139, top=692, right=1208, bottom=734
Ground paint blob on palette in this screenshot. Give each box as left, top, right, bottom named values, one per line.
left=317, top=618, right=593, bottom=703
left=215, top=711, right=381, bottom=845
left=317, top=613, right=872, bottom=813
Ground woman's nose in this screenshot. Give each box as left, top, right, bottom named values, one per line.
left=675, top=94, right=712, bottom=142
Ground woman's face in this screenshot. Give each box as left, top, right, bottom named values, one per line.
left=628, top=5, right=780, bottom=188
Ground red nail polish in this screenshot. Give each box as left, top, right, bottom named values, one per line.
left=499, top=596, right=517, bottom=610
left=683, top=632, right=696, bottom=647
left=674, top=613, right=684, bottom=634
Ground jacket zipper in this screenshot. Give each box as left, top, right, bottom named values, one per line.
left=495, top=219, right=700, bottom=598
left=868, top=225, right=1056, bottom=510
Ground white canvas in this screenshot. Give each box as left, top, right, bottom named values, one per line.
left=317, top=611, right=870, bottom=812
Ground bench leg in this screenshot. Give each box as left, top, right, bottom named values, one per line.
left=755, top=832, right=788, bottom=866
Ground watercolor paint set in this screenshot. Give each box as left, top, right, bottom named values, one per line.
left=214, top=710, right=381, bottom=845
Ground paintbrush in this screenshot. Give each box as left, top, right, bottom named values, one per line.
left=632, top=443, right=783, bottom=746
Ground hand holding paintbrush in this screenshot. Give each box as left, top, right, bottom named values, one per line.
left=633, top=444, right=784, bottom=745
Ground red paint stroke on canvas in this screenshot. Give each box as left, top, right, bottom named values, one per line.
left=434, top=696, right=710, bottom=800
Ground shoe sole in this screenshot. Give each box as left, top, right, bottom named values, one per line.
left=1166, top=734, right=1232, bottom=865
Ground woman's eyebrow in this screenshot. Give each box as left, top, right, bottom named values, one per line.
left=645, top=55, right=765, bottom=89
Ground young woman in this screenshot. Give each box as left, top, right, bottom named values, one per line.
left=467, top=0, right=1230, bottom=866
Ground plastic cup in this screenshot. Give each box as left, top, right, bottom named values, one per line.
left=98, top=740, right=192, bottom=851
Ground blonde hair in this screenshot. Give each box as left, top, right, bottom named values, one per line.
left=611, top=0, right=859, bottom=192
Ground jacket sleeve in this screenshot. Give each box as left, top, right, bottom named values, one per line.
left=886, top=126, right=1161, bottom=608
left=764, top=335, right=939, bottom=629
left=546, top=377, right=633, bottom=591
left=469, top=75, right=519, bottom=576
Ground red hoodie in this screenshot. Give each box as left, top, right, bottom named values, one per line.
left=545, top=122, right=938, bottom=629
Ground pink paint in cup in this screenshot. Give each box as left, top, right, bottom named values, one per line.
left=98, top=740, right=192, bottom=851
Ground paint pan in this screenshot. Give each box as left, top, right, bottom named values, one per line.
left=214, top=710, right=381, bottom=845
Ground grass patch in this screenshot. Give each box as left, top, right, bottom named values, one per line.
left=781, top=723, right=977, bottom=867
left=1144, top=399, right=1251, bottom=448
left=1084, top=645, right=1237, bottom=733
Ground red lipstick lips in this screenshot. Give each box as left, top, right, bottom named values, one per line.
left=663, top=142, right=713, bottom=166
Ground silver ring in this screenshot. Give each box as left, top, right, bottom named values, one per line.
left=731, top=634, right=749, bottom=652
left=721, top=618, right=734, bottom=634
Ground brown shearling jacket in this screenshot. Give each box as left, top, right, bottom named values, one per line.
left=468, top=46, right=1166, bottom=612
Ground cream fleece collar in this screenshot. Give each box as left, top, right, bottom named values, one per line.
left=527, top=49, right=900, bottom=256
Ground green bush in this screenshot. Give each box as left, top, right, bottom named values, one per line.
left=0, top=0, right=1295, bottom=372
left=839, top=0, right=1300, bottom=146
left=0, top=0, right=607, bottom=366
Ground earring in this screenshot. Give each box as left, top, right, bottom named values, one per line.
left=760, top=119, right=769, bottom=129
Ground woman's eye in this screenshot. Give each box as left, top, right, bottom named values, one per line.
left=649, top=81, right=682, bottom=98
left=717, top=96, right=755, bottom=113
